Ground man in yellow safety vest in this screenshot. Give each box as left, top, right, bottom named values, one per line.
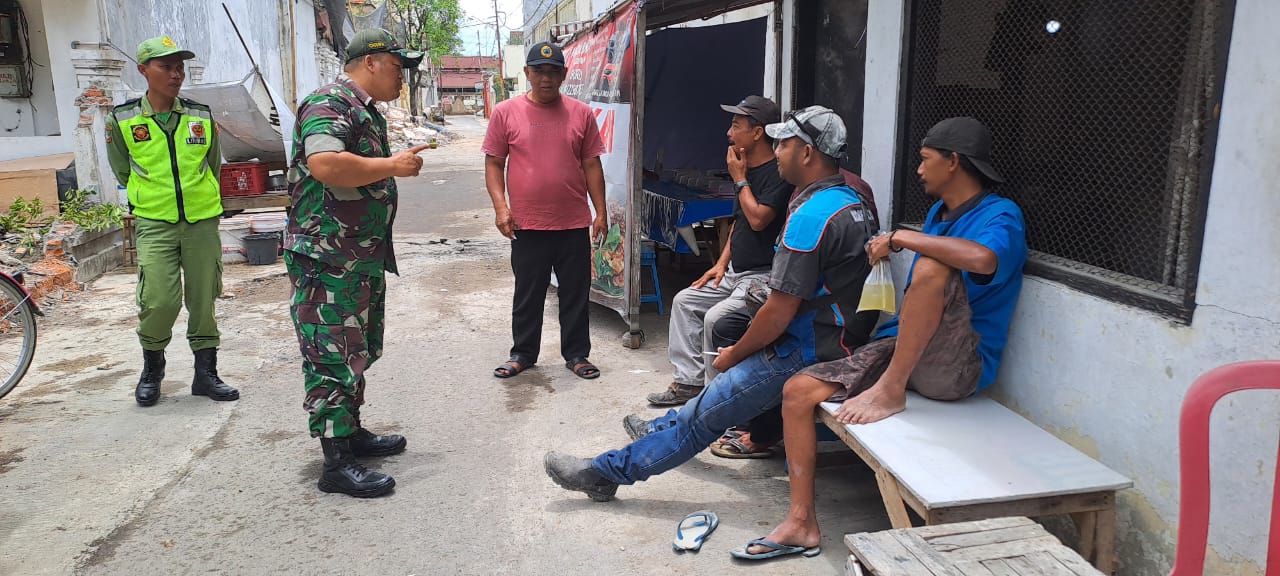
left=105, top=36, right=239, bottom=407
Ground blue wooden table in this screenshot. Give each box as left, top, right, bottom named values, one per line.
left=641, top=181, right=734, bottom=255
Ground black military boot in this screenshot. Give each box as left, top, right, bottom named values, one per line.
left=191, top=348, right=239, bottom=401
left=349, top=406, right=407, bottom=457
left=135, top=350, right=166, bottom=406
left=318, top=437, right=396, bottom=498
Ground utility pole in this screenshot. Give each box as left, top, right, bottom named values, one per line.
left=493, top=0, right=505, bottom=101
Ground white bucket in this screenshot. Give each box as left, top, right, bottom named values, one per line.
left=250, top=213, right=287, bottom=233
left=218, top=216, right=251, bottom=264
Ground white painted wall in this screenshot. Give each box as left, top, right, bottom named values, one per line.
left=0, top=0, right=101, bottom=162
left=0, top=0, right=57, bottom=137
left=292, top=0, right=322, bottom=103
left=101, top=0, right=287, bottom=95
left=862, top=1, right=1280, bottom=574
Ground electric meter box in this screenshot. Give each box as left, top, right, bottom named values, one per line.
left=0, top=64, right=29, bottom=98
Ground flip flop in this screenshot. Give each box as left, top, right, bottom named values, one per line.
left=730, top=538, right=821, bottom=560
left=673, top=511, right=719, bottom=552
left=493, top=356, right=534, bottom=378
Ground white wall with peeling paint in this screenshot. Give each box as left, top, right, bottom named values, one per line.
left=862, top=0, right=1280, bottom=574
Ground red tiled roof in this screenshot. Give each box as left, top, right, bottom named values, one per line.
left=439, top=56, right=498, bottom=71
left=438, top=72, right=485, bottom=89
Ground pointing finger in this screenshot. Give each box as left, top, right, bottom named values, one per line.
left=407, top=143, right=431, bottom=154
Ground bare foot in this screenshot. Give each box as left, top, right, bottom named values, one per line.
left=746, top=517, right=821, bottom=555
left=835, top=382, right=906, bottom=424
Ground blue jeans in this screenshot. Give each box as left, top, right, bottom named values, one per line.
left=592, top=341, right=809, bottom=484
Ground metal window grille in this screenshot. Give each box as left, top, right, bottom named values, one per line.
left=894, top=0, right=1233, bottom=320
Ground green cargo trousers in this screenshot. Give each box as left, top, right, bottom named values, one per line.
left=135, top=216, right=223, bottom=352
left=285, top=251, right=385, bottom=438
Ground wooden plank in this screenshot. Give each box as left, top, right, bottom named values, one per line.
left=1047, top=545, right=1108, bottom=576
left=978, top=559, right=1021, bottom=576
left=817, top=398, right=1132, bottom=509
left=911, top=517, right=1037, bottom=539
left=1070, top=512, right=1096, bottom=562
left=944, top=536, right=1066, bottom=563
left=927, top=491, right=1115, bottom=525
left=876, top=467, right=915, bottom=529
left=221, top=193, right=291, bottom=212
left=0, top=152, right=75, bottom=171
left=953, top=561, right=999, bottom=576
left=927, top=524, right=1051, bottom=553
left=1091, top=508, right=1118, bottom=575
left=847, top=532, right=935, bottom=576
left=890, top=531, right=965, bottom=576
left=1004, top=551, right=1080, bottom=576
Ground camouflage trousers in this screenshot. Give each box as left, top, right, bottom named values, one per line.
left=285, top=251, right=385, bottom=438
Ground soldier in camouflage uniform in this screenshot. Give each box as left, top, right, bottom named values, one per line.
left=287, top=28, right=429, bottom=498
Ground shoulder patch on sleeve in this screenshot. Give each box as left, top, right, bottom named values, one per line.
left=781, top=186, right=861, bottom=253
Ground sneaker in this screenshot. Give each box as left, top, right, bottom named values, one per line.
left=543, top=451, right=618, bottom=502
left=623, top=414, right=651, bottom=441
left=646, top=382, right=703, bottom=407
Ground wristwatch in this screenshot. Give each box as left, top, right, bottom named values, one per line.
left=735, top=180, right=751, bottom=191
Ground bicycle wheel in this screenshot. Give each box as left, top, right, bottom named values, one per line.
left=0, top=278, right=37, bottom=399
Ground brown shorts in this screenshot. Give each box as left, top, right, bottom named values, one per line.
left=800, top=272, right=981, bottom=402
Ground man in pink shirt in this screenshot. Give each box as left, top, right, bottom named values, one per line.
left=484, top=41, right=608, bottom=380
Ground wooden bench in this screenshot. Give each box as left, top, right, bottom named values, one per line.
left=818, top=393, right=1132, bottom=574
left=846, top=516, right=1105, bottom=575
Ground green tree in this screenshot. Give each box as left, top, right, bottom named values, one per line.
left=389, top=0, right=463, bottom=117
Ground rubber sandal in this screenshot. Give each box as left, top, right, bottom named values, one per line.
left=710, top=434, right=776, bottom=459
left=565, top=357, right=600, bottom=379
left=729, top=538, right=821, bottom=560
left=494, top=356, right=533, bottom=378
left=673, top=511, right=719, bottom=552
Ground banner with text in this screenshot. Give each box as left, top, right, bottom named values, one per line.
left=562, top=2, right=639, bottom=320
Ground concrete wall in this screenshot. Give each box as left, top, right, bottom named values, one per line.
left=0, top=0, right=101, bottom=161
left=292, top=0, right=323, bottom=101
left=0, top=0, right=58, bottom=137
left=101, top=0, right=287, bottom=94
left=862, top=1, right=1280, bottom=574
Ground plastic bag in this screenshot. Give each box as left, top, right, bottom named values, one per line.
left=857, top=260, right=897, bottom=314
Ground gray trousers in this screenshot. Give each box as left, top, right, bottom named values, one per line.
left=668, top=267, right=769, bottom=387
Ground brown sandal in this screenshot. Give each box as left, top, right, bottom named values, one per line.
left=710, top=433, right=776, bottom=459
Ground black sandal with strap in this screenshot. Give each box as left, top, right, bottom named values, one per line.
left=494, top=356, right=534, bottom=378
left=565, top=357, right=600, bottom=380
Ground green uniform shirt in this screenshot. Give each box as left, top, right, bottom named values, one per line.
left=106, top=95, right=222, bottom=189
left=286, top=75, right=398, bottom=277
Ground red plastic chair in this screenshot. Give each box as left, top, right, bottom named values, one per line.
left=1170, top=361, right=1280, bottom=576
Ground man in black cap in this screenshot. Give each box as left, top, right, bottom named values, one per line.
left=742, top=117, right=1029, bottom=560
left=641, top=95, right=792, bottom=410
left=484, top=42, right=608, bottom=381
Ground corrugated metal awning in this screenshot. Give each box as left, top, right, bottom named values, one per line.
left=640, top=0, right=774, bottom=29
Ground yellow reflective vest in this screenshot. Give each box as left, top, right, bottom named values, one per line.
left=112, top=98, right=222, bottom=223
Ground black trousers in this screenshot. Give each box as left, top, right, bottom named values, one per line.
left=712, top=309, right=784, bottom=446
left=510, top=228, right=592, bottom=363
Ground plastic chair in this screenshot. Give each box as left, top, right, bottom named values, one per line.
left=639, top=243, right=664, bottom=315
left=1170, top=360, right=1280, bottom=576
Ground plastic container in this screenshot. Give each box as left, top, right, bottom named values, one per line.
left=218, top=217, right=251, bottom=264
left=243, top=233, right=280, bottom=265
left=220, top=163, right=269, bottom=197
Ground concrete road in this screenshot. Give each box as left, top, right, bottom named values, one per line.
left=0, top=114, right=886, bottom=575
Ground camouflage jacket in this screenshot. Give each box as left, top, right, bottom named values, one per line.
left=286, top=75, right=398, bottom=277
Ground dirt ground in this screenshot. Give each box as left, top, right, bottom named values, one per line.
left=0, top=115, right=887, bottom=576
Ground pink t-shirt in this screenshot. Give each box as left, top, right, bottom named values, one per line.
left=482, top=95, right=606, bottom=230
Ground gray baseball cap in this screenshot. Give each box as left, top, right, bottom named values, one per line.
left=765, top=105, right=848, bottom=159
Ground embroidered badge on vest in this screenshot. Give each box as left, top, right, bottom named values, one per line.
left=186, top=120, right=207, bottom=145
left=132, top=125, right=151, bottom=142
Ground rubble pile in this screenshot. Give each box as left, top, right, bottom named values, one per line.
left=378, top=104, right=454, bottom=149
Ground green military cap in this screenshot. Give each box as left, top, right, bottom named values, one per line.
left=136, top=36, right=196, bottom=64
left=345, top=28, right=424, bottom=68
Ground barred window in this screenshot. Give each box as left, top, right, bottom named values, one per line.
left=894, top=0, right=1233, bottom=320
